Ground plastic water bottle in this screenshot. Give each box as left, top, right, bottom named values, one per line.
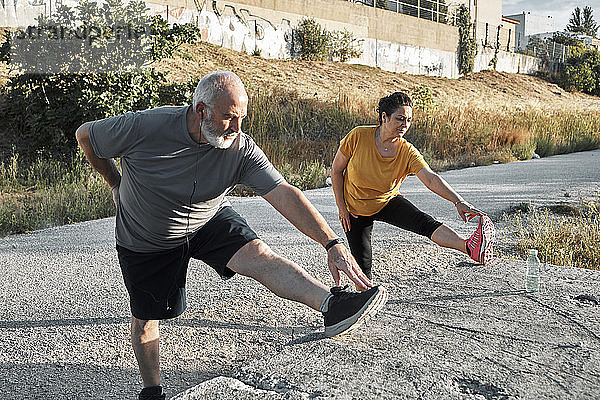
left=525, top=249, right=541, bottom=292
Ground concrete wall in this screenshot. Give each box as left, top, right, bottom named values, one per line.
left=150, top=0, right=462, bottom=77
left=501, top=19, right=519, bottom=52
left=1, top=0, right=545, bottom=79
left=171, top=0, right=537, bottom=78
left=1, top=0, right=47, bottom=27
left=475, top=45, right=541, bottom=75
left=474, top=0, right=502, bottom=30
left=152, top=0, right=461, bottom=52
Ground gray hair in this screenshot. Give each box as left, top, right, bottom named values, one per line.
left=192, top=71, right=244, bottom=109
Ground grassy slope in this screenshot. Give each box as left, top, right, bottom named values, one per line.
left=155, top=41, right=600, bottom=112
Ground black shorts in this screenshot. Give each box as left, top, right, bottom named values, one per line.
left=117, top=206, right=258, bottom=320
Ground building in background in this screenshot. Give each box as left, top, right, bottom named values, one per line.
left=501, top=15, right=519, bottom=52
left=504, top=11, right=555, bottom=51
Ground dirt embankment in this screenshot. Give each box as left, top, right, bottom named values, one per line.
left=155, top=41, right=600, bottom=112
left=2, top=40, right=599, bottom=112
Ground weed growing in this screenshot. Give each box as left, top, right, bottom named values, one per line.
left=0, top=151, right=114, bottom=236
left=502, top=201, right=600, bottom=270
left=1, top=87, right=599, bottom=237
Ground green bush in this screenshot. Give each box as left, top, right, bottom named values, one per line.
left=294, top=18, right=363, bottom=62
left=0, top=0, right=199, bottom=160
left=564, top=46, right=600, bottom=96
left=457, top=5, right=476, bottom=75
left=0, top=72, right=195, bottom=160
left=411, top=84, right=438, bottom=114
left=3, top=0, right=200, bottom=73
left=329, top=29, right=363, bottom=62
left=295, top=18, right=330, bottom=61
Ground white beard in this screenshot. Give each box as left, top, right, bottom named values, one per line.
left=201, top=118, right=239, bottom=149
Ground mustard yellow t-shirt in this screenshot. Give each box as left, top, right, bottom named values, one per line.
left=339, top=125, right=428, bottom=216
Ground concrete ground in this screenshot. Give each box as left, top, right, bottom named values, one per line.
left=0, top=150, right=599, bottom=399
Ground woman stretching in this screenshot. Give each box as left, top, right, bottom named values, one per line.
left=331, top=92, right=494, bottom=280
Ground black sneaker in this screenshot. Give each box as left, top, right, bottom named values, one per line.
left=139, top=386, right=165, bottom=400
left=322, top=285, right=388, bottom=337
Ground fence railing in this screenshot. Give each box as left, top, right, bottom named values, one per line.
left=348, top=0, right=457, bottom=26
left=348, top=0, right=569, bottom=64
left=519, top=40, right=567, bottom=62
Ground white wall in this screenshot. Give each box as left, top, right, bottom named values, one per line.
left=523, top=13, right=555, bottom=36
left=475, top=45, right=541, bottom=75
left=1, top=0, right=46, bottom=27
left=2, top=0, right=545, bottom=79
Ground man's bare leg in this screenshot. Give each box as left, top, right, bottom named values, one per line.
left=227, top=239, right=331, bottom=311
left=131, top=317, right=161, bottom=388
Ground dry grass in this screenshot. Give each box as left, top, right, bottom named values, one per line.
left=0, top=151, right=114, bottom=236
left=0, top=62, right=9, bottom=88
left=502, top=201, right=600, bottom=271
left=3, top=40, right=600, bottom=239
left=154, top=42, right=600, bottom=112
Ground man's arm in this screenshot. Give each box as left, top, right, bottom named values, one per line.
left=75, top=122, right=122, bottom=203
left=262, top=182, right=372, bottom=289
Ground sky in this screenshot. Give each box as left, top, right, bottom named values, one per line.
left=502, top=0, right=600, bottom=31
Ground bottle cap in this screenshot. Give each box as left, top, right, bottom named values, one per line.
left=529, top=249, right=538, bottom=256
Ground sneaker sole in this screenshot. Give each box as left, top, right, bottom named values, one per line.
left=324, top=286, right=388, bottom=338
left=480, top=216, right=495, bottom=264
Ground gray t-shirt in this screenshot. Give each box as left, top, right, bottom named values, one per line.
left=89, top=105, right=285, bottom=252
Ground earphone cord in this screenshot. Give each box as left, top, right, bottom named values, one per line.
left=185, top=128, right=202, bottom=250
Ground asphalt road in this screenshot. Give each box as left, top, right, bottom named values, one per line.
left=0, top=150, right=598, bottom=399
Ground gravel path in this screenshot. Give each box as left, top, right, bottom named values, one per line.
left=1, top=150, right=598, bottom=399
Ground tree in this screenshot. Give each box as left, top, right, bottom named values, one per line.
left=564, top=46, right=600, bottom=95
left=294, top=18, right=330, bottom=61
left=551, top=32, right=583, bottom=46
left=0, top=0, right=200, bottom=158
left=567, top=6, right=598, bottom=38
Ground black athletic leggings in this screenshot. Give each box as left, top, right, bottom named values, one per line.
left=344, top=196, right=443, bottom=279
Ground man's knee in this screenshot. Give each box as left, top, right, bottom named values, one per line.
left=228, top=239, right=278, bottom=276
left=131, top=317, right=159, bottom=343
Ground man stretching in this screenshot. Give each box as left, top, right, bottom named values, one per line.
left=76, top=71, right=388, bottom=399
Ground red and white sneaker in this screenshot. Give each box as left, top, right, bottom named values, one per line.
left=465, top=215, right=495, bottom=264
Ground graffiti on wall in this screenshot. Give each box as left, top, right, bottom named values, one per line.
left=194, top=2, right=454, bottom=76
left=2, top=0, right=534, bottom=78
left=1, top=0, right=46, bottom=27
left=197, top=3, right=292, bottom=59
left=147, top=4, right=197, bottom=25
